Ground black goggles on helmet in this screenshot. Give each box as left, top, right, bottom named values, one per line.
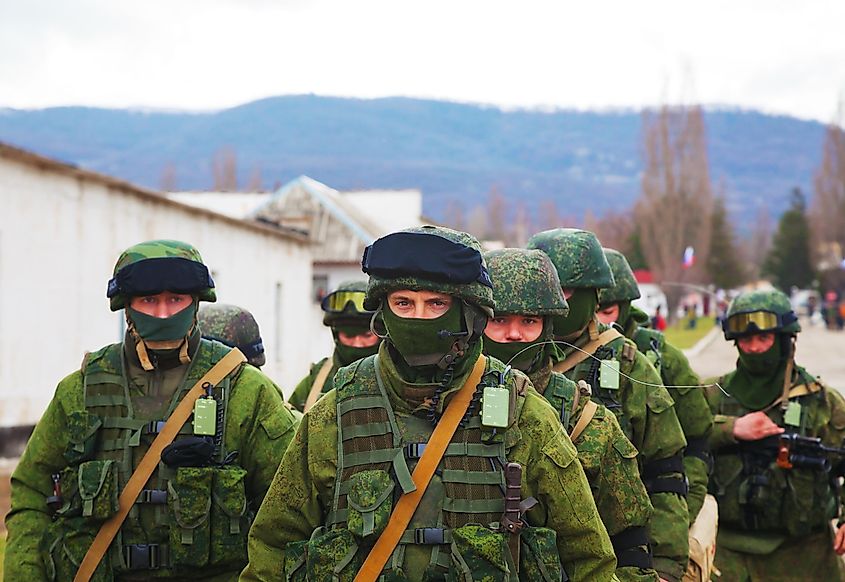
left=204, top=335, right=264, bottom=360
left=723, top=309, right=797, bottom=336
left=362, top=232, right=493, bottom=288
left=107, top=257, right=214, bottom=299
left=321, top=290, right=371, bottom=314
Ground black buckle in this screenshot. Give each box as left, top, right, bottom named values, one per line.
left=145, top=420, right=166, bottom=434
left=124, top=544, right=161, bottom=570
left=137, top=489, right=168, bottom=504
left=405, top=442, right=427, bottom=459
left=414, top=528, right=445, bottom=544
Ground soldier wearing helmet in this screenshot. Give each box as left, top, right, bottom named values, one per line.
left=483, top=247, right=658, bottom=581
left=597, top=248, right=714, bottom=523
left=287, top=280, right=382, bottom=412
left=704, top=288, right=845, bottom=581
left=199, top=303, right=267, bottom=368
left=241, top=226, right=617, bottom=581
left=4, top=240, right=298, bottom=581
left=528, top=228, right=690, bottom=582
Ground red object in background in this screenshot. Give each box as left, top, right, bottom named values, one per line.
left=633, top=269, right=654, bottom=284
left=653, top=314, right=667, bottom=331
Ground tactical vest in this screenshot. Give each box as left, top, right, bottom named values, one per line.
left=282, top=355, right=565, bottom=582
left=709, top=370, right=838, bottom=538
left=42, top=339, right=252, bottom=581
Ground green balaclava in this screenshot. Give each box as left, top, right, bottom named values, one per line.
left=333, top=323, right=380, bottom=366
left=554, top=289, right=598, bottom=338
left=483, top=320, right=551, bottom=372
left=730, top=337, right=788, bottom=409
left=381, top=301, right=467, bottom=370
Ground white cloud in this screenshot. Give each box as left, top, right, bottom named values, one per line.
left=1, top=0, right=844, bottom=121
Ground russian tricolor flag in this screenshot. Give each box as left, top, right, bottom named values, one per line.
left=682, top=246, right=695, bottom=269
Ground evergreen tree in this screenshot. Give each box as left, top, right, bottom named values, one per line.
left=762, top=188, right=815, bottom=291
left=706, top=196, right=747, bottom=289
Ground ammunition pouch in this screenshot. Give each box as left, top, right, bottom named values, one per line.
left=42, top=517, right=114, bottom=582
left=282, top=527, right=362, bottom=582
left=346, top=469, right=394, bottom=540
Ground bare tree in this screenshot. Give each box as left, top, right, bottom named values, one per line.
left=484, top=187, right=508, bottom=242
left=212, top=146, right=238, bottom=191
left=745, top=205, right=773, bottom=280
left=159, top=162, right=177, bottom=192
left=536, top=198, right=563, bottom=232
left=636, top=104, right=714, bottom=320
left=584, top=209, right=636, bottom=254
left=811, top=114, right=845, bottom=263
left=244, top=164, right=263, bottom=191
left=442, top=198, right=467, bottom=231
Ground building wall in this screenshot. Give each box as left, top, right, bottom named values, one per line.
left=0, top=155, right=312, bottom=426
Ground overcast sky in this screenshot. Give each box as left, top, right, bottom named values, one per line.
left=1, top=0, right=844, bottom=122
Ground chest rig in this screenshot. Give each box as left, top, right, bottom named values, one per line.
left=710, top=370, right=837, bottom=536
left=45, top=339, right=251, bottom=580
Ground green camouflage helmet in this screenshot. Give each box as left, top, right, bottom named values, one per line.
left=198, top=304, right=265, bottom=367
left=598, top=248, right=642, bottom=306
left=107, top=239, right=216, bottom=311
left=322, top=279, right=374, bottom=326
left=723, top=288, right=801, bottom=340
left=483, top=248, right=569, bottom=316
left=526, top=228, right=615, bottom=290
left=363, top=225, right=495, bottom=316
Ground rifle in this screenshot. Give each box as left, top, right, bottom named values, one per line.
left=734, top=432, right=845, bottom=474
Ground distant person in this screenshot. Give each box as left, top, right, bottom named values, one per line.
left=704, top=288, right=845, bottom=581
left=287, top=280, right=381, bottom=412
left=652, top=305, right=667, bottom=331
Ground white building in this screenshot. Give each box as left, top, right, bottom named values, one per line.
left=171, top=176, right=429, bottom=362
left=0, top=143, right=313, bottom=427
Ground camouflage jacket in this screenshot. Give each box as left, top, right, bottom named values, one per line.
left=534, top=367, right=658, bottom=582
left=705, top=365, right=845, bottom=555
left=287, top=355, right=339, bottom=413
left=240, top=345, right=618, bottom=582
left=554, top=318, right=689, bottom=581
left=626, top=311, right=713, bottom=522
left=4, top=339, right=298, bottom=582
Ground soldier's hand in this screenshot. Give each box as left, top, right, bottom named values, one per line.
left=834, top=523, right=845, bottom=555
left=733, top=411, right=784, bottom=441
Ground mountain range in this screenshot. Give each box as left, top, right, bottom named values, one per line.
left=0, top=95, right=829, bottom=225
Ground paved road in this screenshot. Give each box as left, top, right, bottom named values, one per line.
left=687, top=319, right=845, bottom=390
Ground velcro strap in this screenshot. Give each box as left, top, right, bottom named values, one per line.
left=136, top=489, right=168, bottom=504
left=610, top=526, right=653, bottom=569
left=645, top=475, right=689, bottom=497
left=642, top=454, right=684, bottom=479
left=123, top=543, right=169, bottom=570
left=684, top=435, right=711, bottom=464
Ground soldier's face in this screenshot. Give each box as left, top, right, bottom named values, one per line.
left=387, top=290, right=453, bottom=319
left=337, top=330, right=380, bottom=347
left=129, top=291, right=194, bottom=318
left=736, top=332, right=776, bottom=354
left=596, top=304, right=620, bottom=324
left=485, top=314, right=543, bottom=343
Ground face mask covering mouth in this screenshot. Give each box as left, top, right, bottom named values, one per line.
left=381, top=301, right=466, bottom=368
left=127, top=300, right=198, bottom=370
left=553, top=288, right=598, bottom=339
left=333, top=325, right=381, bottom=366
left=483, top=320, right=550, bottom=373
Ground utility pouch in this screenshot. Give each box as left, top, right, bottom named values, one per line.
left=42, top=517, right=114, bottom=582
left=783, top=468, right=833, bottom=537
left=346, top=469, right=395, bottom=539
left=282, top=539, right=308, bottom=582
left=305, top=526, right=361, bottom=581
left=64, top=411, right=101, bottom=465
left=78, top=460, right=119, bottom=521
left=210, top=466, right=250, bottom=567
left=520, top=526, right=565, bottom=582
left=448, top=524, right=512, bottom=582
left=50, top=465, right=81, bottom=518
left=168, top=466, right=213, bottom=567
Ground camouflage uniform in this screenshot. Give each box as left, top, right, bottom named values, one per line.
left=483, top=248, right=657, bottom=582
left=288, top=280, right=379, bottom=412
left=528, top=229, right=690, bottom=582
left=704, top=289, right=845, bottom=581
left=600, top=248, right=714, bottom=521
left=4, top=240, right=298, bottom=581
left=241, top=226, right=617, bottom=581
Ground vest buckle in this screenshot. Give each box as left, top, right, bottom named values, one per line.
left=124, top=543, right=165, bottom=570
left=414, top=527, right=446, bottom=544
left=405, top=442, right=427, bottom=459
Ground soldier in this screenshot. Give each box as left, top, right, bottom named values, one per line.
left=482, top=248, right=658, bottom=582
left=527, top=228, right=689, bottom=582
left=241, top=226, right=618, bottom=581
left=596, top=248, right=713, bottom=522
left=4, top=240, right=298, bottom=581
left=199, top=303, right=267, bottom=369
left=704, top=288, right=845, bottom=581
left=287, top=280, right=381, bottom=412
